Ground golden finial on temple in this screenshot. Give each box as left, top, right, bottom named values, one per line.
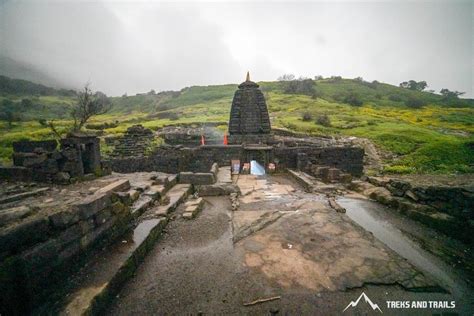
left=246, top=71, right=250, bottom=82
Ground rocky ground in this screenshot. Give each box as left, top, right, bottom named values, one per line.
left=106, top=174, right=470, bottom=315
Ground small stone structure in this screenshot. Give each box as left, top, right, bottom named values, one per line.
left=228, top=72, right=272, bottom=144
left=111, top=125, right=154, bottom=157
left=1, top=135, right=107, bottom=183
left=178, top=162, right=219, bottom=185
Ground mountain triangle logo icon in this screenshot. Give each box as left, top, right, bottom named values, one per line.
left=343, top=292, right=383, bottom=313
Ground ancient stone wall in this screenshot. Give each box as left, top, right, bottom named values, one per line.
left=0, top=179, right=132, bottom=314
left=273, top=146, right=364, bottom=176
left=352, top=177, right=474, bottom=244
left=1, top=136, right=105, bottom=184
left=108, top=144, right=364, bottom=176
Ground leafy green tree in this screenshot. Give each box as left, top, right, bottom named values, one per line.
left=0, top=100, right=21, bottom=128
left=20, top=98, right=33, bottom=108
left=440, top=88, right=465, bottom=99
left=399, top=80, right=427, bottom=91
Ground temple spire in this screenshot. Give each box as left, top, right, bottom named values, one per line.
left=246, top=71, right=250, bottom=82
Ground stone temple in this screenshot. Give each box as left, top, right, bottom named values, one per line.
left=228, top=72, right=271, bottom=144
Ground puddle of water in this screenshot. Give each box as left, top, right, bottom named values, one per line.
left=337, top=197, right=472, bottom=304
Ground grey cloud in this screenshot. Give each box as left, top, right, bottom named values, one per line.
left=0, top=0, right=472, bottom=97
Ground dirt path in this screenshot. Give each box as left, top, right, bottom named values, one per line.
left=107, top=175, right=465, bottom=315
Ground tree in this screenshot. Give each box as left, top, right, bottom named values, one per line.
left=440, top=88, right=465, bottom=99
left=70, top=84, right=112, bottom=132
left=281, top=78, right=317, bottom=97
left=277, top=74, right=295, bottom=81
left=0, top=100, right=21, bottom=128
left=20, top=98, right=33, bottom=108
left=314, top=75, right=323, bottom=80
left=399, top=80, right=427, bottom=91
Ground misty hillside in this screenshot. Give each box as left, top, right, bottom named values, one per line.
left=0, top=75, right=473, bottom=174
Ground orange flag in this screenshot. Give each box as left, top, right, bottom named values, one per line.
left=201, top=135, right=205, bottom=145
left=223, top=133, right=228, bottom=145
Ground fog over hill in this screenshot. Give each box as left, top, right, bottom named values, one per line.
left=0, top=0, right=472, bottom=97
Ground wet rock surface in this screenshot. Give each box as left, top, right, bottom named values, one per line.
left=106, top=175, right=467, bottom=315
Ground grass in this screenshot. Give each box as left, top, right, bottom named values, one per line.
left=1, top=78, right=473, bottom=174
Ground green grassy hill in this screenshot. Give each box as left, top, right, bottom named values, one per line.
left=1, top=76, right=473, bottom=174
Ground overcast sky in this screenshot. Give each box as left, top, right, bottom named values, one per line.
left=0, top=0, right=472, bottom=97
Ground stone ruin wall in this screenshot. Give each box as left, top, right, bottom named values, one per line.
left=0, top=136, right=108, bottom=184
left=108, top=144, right=365, bottom=176
left=0, top=179, right=133, bottom=313
left=108, top=125, right=154, bottom=158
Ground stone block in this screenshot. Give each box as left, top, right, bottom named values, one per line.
left=22, top=153, right=48, bottom=168
left=367, top=187, right=393, bottom=205
left=12, top=140, right=57, bottom=153
left=0, top=166, right=33, bottom=182
left=0, top=206, right=33, bottom=227
left=197, top=184, right=241, bottom=196
left=57, top=240, right=81, bottom=263
left=80, top=217, right=115, bottom=250
left=94, top=208, right=112, bottom=226
left=113, top=191, right=132, bottom=206
left=179, top=172, right=215, bottom=185
left=388, top=179, right=411, bottom=197
left=327, top=168, right=340, bottom=182
left=54, top=172, right=71, bottom=184
left=0, top=217, right=51, bottom=254
left=339, top=173, right=352, bottom=183
left=72, top=193, right=111, bottom=220
left=57, top=224, right=83, bottom=245
left=49, top=210, right=80, bottom=229
left=95, top=179, right=130, bottom=196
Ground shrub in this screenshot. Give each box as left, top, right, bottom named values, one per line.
left=301, top=112, right=313, bottom=122
left=343, top=92, right=363, bottom=106
left=388, top=94, right=402, bottom=102
left=405, top=96, right=426, bottom=108
left=384, top=165, right=414, bottom=174
left=316, top=114, right=331, bottom=127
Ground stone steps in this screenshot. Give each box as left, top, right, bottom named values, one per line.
left=288, top=169, right=341, bottom=194
left=38, top=176, right=188, bottom=315
left=55, top=216, right=168, bottom=316
left=182, top=197, right=204, bottom=219
left=51, top=179, right=186, bottom=315
left=130, top=175, right=178, bottom=219
left=143, top=184, right=192, bottom=218
left=287, top=169, right=314, bottom=193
